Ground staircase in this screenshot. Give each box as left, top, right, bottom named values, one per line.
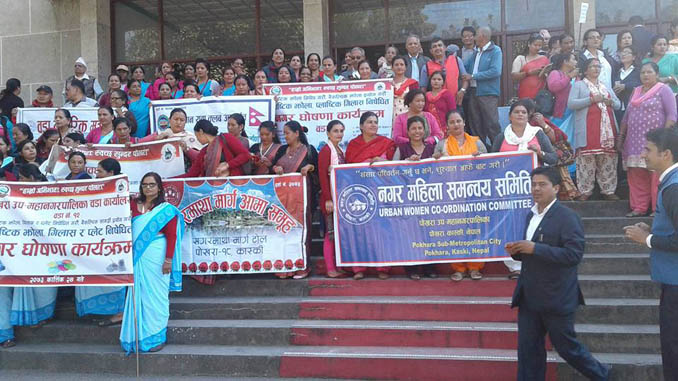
left=0, top=200, right=663, bottom=380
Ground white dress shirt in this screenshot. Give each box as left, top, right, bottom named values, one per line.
left=526, top=198, right=557, bottom=241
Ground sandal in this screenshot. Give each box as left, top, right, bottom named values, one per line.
left=276, top=273, right=292, bottom=279
left=450, top=272, right=464, bottom=282
left=425, top=273, right=438, bottom=278
left=377, top=272, right=390, bottom=280
left=148, top=343, right=165, bottom=353
left=293, top=270, right=309, bottom=280
left=327, top=271, right=349, bottom=278
left=353, top=272, right=365, bottom=280
left=626, top=211, right=646, bottom=218
left=98, top=318, right=122, bottom=327
left=409, top=273, right=421, bottom=281
left=469, top=270, right=483, bottom=280
left=0, top=339, right=15, bottom=348
left=508, top=270, right=521, bottom=280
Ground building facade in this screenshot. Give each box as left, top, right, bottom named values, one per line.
left=1, top=0, right=676, bottom=106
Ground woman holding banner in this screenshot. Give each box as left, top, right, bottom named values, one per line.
left=434, top=110, right=487, bottom=281
left=120, top=172, right=184, bottom=353
left=1, top=164, right=58, bottom=348
left=53, top=109, right=78, bottom=142
left=250, top=121, right=281, bottom=175
left=271, top=121, right=318, bottom=279
left=318, top=120, right=348, bottom=278
left=65, top=151, right=91, bottom=180
left=491, top=99, right=558, bottom=278
left=74, top=158, right=126, bottom=325
left=345, top=112, right=395, bottom=280
left=86, top=106, right=116, bottom=144
left=392, top=89, right=443, bottom=145
left=393, top=115, right=439, bottom=280
left=35, top=130, right=60, bottom=160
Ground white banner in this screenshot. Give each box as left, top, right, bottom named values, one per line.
left=17, top=107, right=100, bottom=138
left=0, top=175, right=133, bottom=286
left=42, top=139, right=185, bottom=189
left=263, top=79, right=394, bottom=149
left=149, top=96, right=276, bottom=146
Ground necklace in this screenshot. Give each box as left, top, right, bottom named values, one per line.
left=287, top=144, right=301, bottom=158
left=260, top=142, right=274, bottom=157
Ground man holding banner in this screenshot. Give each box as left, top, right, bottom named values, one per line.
left=508, top=167, right=609, bottom=381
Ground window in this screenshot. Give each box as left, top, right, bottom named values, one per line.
left=332, top=0, right=386, bottom=47
left=596, top=0, right=656, bottom=25
left=260, top=0, right=304, bottom=53
left=660, top=0, right=678, bottom=22
left=113, top=0, right=161, bottom=62
left=388, top=0, right=501, bottom=41
left=505, top=0, right=564, bottom=31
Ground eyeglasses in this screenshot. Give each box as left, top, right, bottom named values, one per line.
left=141, top=183, right=158, bottom=188
left=111, top=97, right=122, bottom=100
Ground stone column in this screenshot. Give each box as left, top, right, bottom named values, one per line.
left=303, top=0, right=330, bottom=57
left=80, top=0, right=111, bottom=90
left=568, top=0, right=596, bottom=50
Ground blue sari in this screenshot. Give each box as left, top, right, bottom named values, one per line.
left=129, top=97, right=151, bottom=139
left=10, top=287, right=57, bottom=326
left=74, top=286, right=125, bottom=317
left=0, top=288, right=13, bottom=343
left=120, top=202, right=184, bottom=353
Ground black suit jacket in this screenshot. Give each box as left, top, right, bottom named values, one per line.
left=612, top=66, right=641, bottom=109
left=510, top=201, right=586, bottom=314
left=405, top=54, right=431, bottom=79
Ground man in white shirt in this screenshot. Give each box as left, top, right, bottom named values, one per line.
left=507, top=166, right=610, bottom=381
left=404, top=34, right=430, bottom=83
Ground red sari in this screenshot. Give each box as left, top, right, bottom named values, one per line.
left=518, top=55, right=550, bottom=99
left=425, top=89, right=456, bottom=131
left=345, top=135, right=395, bottom=163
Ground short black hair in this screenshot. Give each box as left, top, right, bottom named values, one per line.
left=646, top=128, right=678, bottom=163
left=531, top=166, right=562, bottom=186
left=461, top=26, right=476, bottom=36
left=628, top=15, right=644, bottom=26
left=69, top=79, right=86, bottom=95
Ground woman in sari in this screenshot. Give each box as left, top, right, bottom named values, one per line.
left=250, top=121, right=281, bottom=175
left=13, top=141, right=43, bottom=179
left=511, top=34, right=550, bottom=99
left=130, top=66, right=151, bottom=97
left=35, top=129, right=60, bottom=160
left=233, top=75, right=251, bottom=96
left=307, top=53, right=321, bottom=81
left=618, top=62, right=677, bottom=217
left=299, top=67, right=313, bottom=83
left=110, top=90, right=138, bottom=133
left=393, top=56, right=419, bottom=116
left=120, top=172, right=184, bottom=353
left=491, top=100, right=558, bottom=278
left=221, top=67, right=236, bottom=96
left=227, top=114, right=252, bottom=174
left=392, top=89, right=443, bottom=145
left=290, top=55, right=303, bottom=82
left=252, top=70, right=268, bottom=95
left=86, top=106, right=115, bottom=144
left=157, top=83, right=173, bottom=101
left=97, top=73, right=123, bottom=107
left=65, top=151, right=91, bottom=180
left=74, top=158, right=126, bottom=325
left=0, top=136, right=14, bottom=179
left=263, top=48, right=286, bottom=83
left=179, top=64, right=196, bottom=89
left=271, top=121, right=318, bottom=280
left=318, top=120, right=348, bottom=278
left=319, top=56, right=342, bottom=82
left=434, top=111, right=487, bottom=281
left=194, top=59, right=220, bottom=97
left=425, top=71, right=457, bottom=130
left=179, top=119, right=251, bottom=178
left=568, top=58, right=622, bottom=201
left=111, top=117, right=139, bottom=145
left=277, top=65, right=296, bottom=84
left=53, top=109, right=77, bottom=143
left=127, top=79, right=151, bottom=139
left=345, top=112, right=395, bottom=280
left=393, top=116, right=438, bottom=280
left=1, top=164, right=58, bottom=348
left=643, top=35, right=678, bottom=94
left=547, top=53, right=579, bottom=126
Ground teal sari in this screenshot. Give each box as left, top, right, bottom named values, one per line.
left=74, top=286, right=125, bottom=317
left=10, top=287, right=57, bottom=326
left=120, top=202, right=184, bottom=353
left=0, top=288, right=13, bottom=343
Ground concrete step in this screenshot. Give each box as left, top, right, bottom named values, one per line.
left=15, top=319, right=660, bottom=355
left=165, top=296, right=659, bottom=325
left=579, top=253, right=650, bottom=275
left=585, top=235, right=649, bottom=254
left=582, top=216, right=653, bottom=235
left=0, top=343, right=660, bottom=381
left=562, top=200, right=630, bottom=217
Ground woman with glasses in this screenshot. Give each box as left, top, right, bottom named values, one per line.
left=568, top=58, right=622, bottom=201
left=578, top=29, right=616, bottom=91
left=109, top=89, right=138, bottom=133
left=120, top=172, right=184, bottom=353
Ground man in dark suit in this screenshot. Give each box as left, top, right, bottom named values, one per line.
left=506, top=167, right=609, bottom=381
left=404, top=34, right=430, bottom=83
left=629, top=15, right=655, bottom=60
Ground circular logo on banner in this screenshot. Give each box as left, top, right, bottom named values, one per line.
left=115, top=179, right=128, bottom=194
left=269, top=86, right=282, bottom=96
left=338, top=184, right=377, bottom=225
left=161, top=144, right=176, bottom=162
left=0, top=185, right=10, bottom=198
left=164, top=184, right=181, bottom=205
left=374, top=82, right=386, bottom=92
left=157, top=114, right=170, bottom=131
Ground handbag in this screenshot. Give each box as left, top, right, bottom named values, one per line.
left=534, top=88, right=555, bottom=116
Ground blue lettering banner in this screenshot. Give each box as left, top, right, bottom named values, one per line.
left=331, top=152, right=537, bottom=266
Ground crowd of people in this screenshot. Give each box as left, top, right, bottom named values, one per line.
left=0, top=16, right=676, bottom=371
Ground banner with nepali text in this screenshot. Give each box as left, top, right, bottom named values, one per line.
left=332, top=152, right=538, bottom=266
left=163, top=174, right=307, bottom=274
left=42, top=139, right=185, bottom=189
left=17, top=107, right=99, bottom=139
left=263, top=79, right=394, bottom=150
left=0, top=175, right=133, bottom=286
left=149, top=96, right=276, bottom=145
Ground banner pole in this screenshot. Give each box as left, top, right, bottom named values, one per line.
left=132, top=284, right=139, bottom=378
